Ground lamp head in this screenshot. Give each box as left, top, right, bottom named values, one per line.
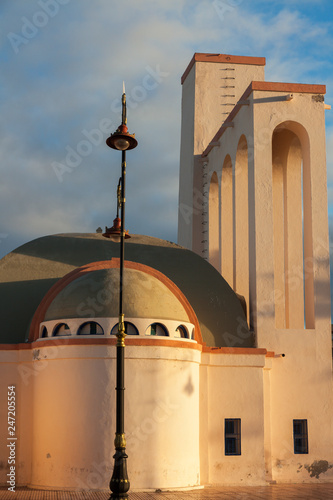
left=106, top=124, right=138, bottom=151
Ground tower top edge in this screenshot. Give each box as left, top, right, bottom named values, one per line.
left=181, top=53, right=266, bottom=85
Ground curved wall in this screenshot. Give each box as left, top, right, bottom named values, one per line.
left=30, top=342, right=200, bottom=491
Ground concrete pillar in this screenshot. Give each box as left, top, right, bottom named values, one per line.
left=234, top=136, right=249, bottom=322
left=221, top=155, right=233, bottom=286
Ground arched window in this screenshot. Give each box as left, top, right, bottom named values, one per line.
left=53, top=323, right=71, bottom=336
left=111, top=322, right=139, bottom=335
left=145, top=323, right=169, bottom=336
left=41, top=326, right=48, bottom=338
left=174, top=325, right=188, bottom=338
left=78, top=322, right=104, bottom=335
left=272, top=123, right=314, bottom=329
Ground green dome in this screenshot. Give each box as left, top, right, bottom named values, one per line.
left=0, top=233, right=253, bottom=347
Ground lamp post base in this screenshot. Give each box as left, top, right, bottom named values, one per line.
left=109, top=448, right=130, bottom=500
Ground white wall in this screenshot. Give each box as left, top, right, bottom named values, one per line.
left=0, top=348, right=33, bottom=487
left=201, top=351, right=267, bottom=486
left=18, top=343, right=201, bottom=491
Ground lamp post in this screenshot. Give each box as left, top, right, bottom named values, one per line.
left=105, top=83, right=138, bottom=500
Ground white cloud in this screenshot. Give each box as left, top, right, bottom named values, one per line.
left=0, top=0, right=333, bottom=259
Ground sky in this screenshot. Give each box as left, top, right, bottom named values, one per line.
left=1, top=0, right=333, bottom=268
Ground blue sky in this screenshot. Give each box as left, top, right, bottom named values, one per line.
left=1, top=0, right=333, bottom=265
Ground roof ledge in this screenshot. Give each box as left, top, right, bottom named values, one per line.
left=181, top=53, right=266, bottom=84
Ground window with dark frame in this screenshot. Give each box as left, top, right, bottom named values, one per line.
left=146, top=323, right=168, bottom=336
left=78, top=322, right=103, bottom=335
left=53, top=323, right=71, bottom=336
left=225, top=418, right=241, bottom=455
left=111, top=322, right=139, bottom=335
left=293, top=419, right=308, bottom=454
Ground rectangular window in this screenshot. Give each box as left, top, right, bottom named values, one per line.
left=293, top=419, right=308, bottom=454
left=225, top=418, right=241, bottom=455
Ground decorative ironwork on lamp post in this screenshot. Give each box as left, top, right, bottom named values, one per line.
left=103, top=177, right=130, bottom=241
left=105, top=83, right=137, bottom=500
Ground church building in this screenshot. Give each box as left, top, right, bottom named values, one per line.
left=0, top=53, right=332, bottom=492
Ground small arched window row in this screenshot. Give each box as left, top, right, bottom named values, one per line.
left=40, top=321, right=195, bottom=340
left=51, top=321, right=104, bottom=337
left=109, top=322, right=194, bottom=338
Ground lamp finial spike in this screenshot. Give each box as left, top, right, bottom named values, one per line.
left=121, top=82, right=127, bottom=125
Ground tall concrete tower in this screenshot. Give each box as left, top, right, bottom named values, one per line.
left=178, top=52, right=333, bottom=483
left=178, top=53, right=265, bottom=253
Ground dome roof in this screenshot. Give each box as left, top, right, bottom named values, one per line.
left=44, top=266, right=190, bottom=323
left=0, top=233, right=253, bottom=347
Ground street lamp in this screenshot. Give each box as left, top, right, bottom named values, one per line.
left=105, top=83, right=137, bottom=500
